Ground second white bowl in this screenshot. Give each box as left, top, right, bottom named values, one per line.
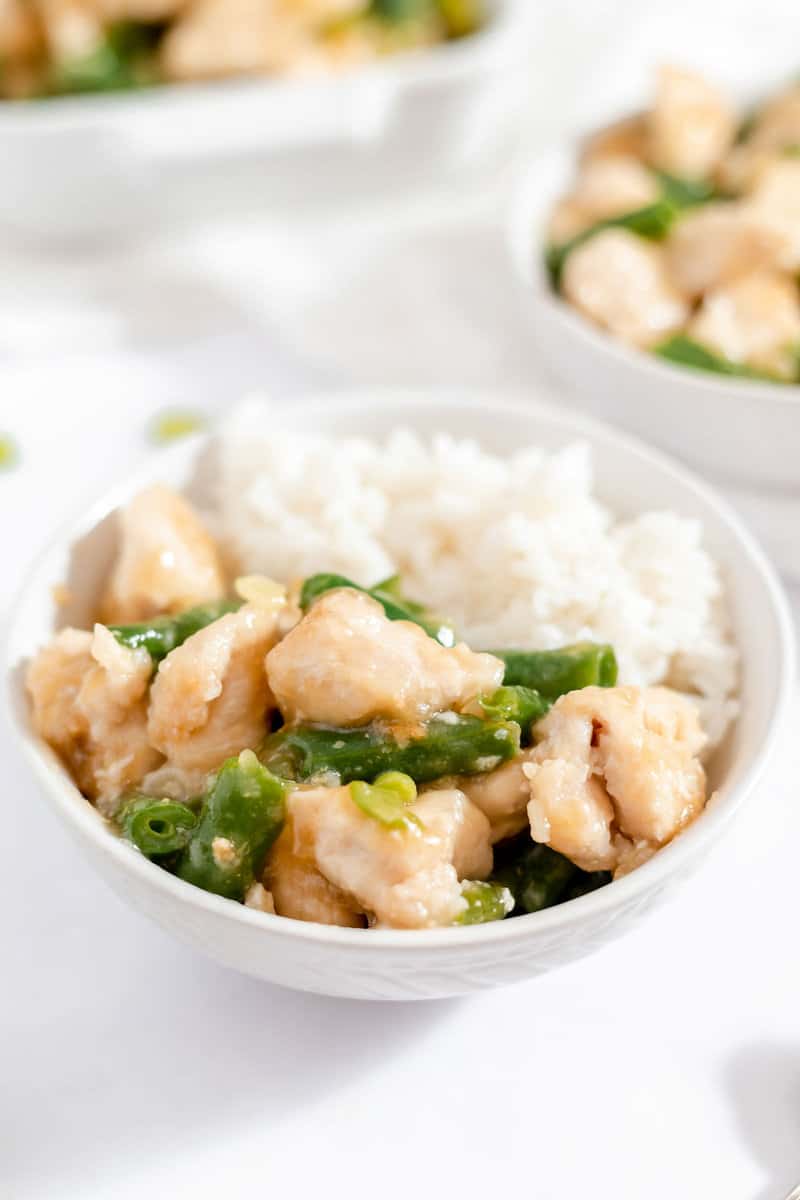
left=507, top=148, right=800, bottom=494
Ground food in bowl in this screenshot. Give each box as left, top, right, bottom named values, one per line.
left=545, top=64, right=800, bottom=384
left=24, top=415, right=738, bottom=931
left=0, top=0, right=483, bottom=99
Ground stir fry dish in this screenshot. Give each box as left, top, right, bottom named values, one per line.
left=0, top=0, right=483, bottom=100
left=546, top=65, right=800, bottom=384
left=26, top=484, right=710, bottom=930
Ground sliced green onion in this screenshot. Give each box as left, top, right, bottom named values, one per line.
left=350, top=772, right=421, bottom=832
left=117, top=795, right=198, bottom=859
left=456, top=880, right=514, bottom=925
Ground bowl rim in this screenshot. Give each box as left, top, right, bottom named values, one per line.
left=507, top=143, right=800, bottom=409
left=5, top=387, right=796, bottom=951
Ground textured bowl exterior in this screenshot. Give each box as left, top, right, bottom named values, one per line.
left=507, top=150, right=800, bottom=492
left=6, top=391, right=795, bottom=1000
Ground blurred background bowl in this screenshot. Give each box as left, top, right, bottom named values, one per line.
left=0, top=0, right=533, bottom=242
left=507, top=146, right=800, bottom=577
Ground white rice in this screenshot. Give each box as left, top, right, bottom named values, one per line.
left=212, top=408, right=738, bottom=747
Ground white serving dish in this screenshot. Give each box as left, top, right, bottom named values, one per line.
left=507, top=147, right=800, bottom=498
left=5, top=389, right=794, bottom=1000
left=0, top=0, right=532, bottom=240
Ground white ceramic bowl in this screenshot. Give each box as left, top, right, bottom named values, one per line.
left=0, top=0, right=532, bottom=240
left=507, top=148, right=800, bottom=495
left=5, top=390, right=795, bottom=1000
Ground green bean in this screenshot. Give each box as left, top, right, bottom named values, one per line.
left=492, top=837, right=611, bottom=913
left=262, top=714, right=520, bottom=785
left=46, top=20, right=162, bottom=95
left=175, top=750, right=286, bottom=901
left=478, top=685, right=549, bottom=741
left=369, top=0, right=433, bottom=19
left=651, top=170, right=716, bottom=208
left=489, top=642, right=617, bottom=700
left=455, top=881, right=515, bottom=925
left=491, top=838, right=577, bottom=913
left=350, top=771, right=421, bottom=831
left=546, top=199, right=676, bottom=289
left=109, top=599, right=240, bottom=664
left=116, top=795, right=198, bottom=860
left=653, top=333, right=792, bottom=382
left=299, top=573, right=455, bottom=646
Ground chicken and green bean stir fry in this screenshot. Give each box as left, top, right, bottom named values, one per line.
left=0, top=0, right=482, bottom=100
left=547, top=65, right=800, bottom=383
left=27, top=485, right=709, bottom=930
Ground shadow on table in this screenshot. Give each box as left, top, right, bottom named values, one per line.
left=724, top=1042, right=800, bottom=1200
left=1, top=926, right=461, bottom=1198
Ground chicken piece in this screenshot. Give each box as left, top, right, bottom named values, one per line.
left=138, top=760, right=210, bottom=804
left=265, top=821, right=366, bottom=927
left=99, top=0, right=186, bottom=20
left=562, top=229, right=689, bottom=348
left=27, top=624, right=162, bottom=814
left=524, top=686, right=707, bottom=876
left=415, top=788, right=493, bottom=880
left=716, top=142, right=778, bottom=195
left=666, top=203, right=784, bottom=297
left=748, top=84, right=800, bottom=152
left=745, top=159, right=800, bottom=271
left=99, top=485, right=225, bottom=625
left=244, top=881, right=276, bottom=914
left=26, top=628, right=93, bottom=755
left=570, top=156, right=661, bottom=221
left=547, top=198, right=595, bottom=246
left=147, top=603, right=280, bottom=773
left=0, top=0, right=43, bottom=58
left=458, top=749, right=537, bottom=843
left=288, top=785, right=493, bottom=929
left=266, top=588, right=503, bottom=728
left=580, top=114, right=648, bottom=166
left=688, top=271, right=800, bottom=380
left=33, top=0, right=101, bottom=59
left=160, top=0, right=360, bottom=82
left=647, top=65, right=736, bottom=179
left=160, top=0, right=292, bottom=80
left=548, top=158, right=659, bottom=247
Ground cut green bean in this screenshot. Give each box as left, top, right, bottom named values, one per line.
left=299, top=573, right=455, bottom=646
left=653, top=333, right=792, bottom=382
left=262, top=714, right=520, bottom=786
left=455, top=880, right=515, bottom=925
left=651, top=170, right=716, bottom=208
left=109, top=598, right=240, bottom=664
left=491, top=839, right=579, bottom=913
left=116, top=795, right=198, bottom=860
left=175, top=750, right=286, bottom=901
left=369, top=0, right=432, bottom=19
left=478, top=685, right=549, bottom=739
left=350, top=771, right=421, bottom=831
left=46, top=20, right=162, bottom=95
left=489, top=642, right=617, bottom=700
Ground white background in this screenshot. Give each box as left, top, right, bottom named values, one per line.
left=2, top=2, right=800, bottom=1196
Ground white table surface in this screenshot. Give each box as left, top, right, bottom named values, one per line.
left=3, top=3, right=800, bottom=1196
